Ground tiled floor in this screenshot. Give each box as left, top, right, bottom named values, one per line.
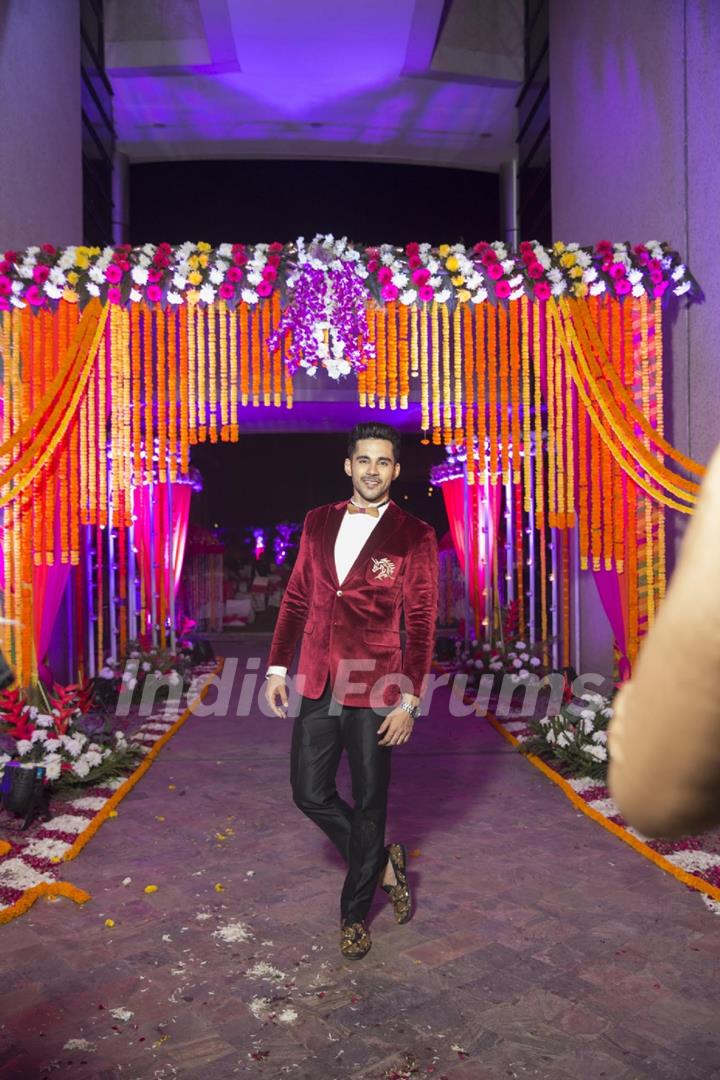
left=1, top=637, right=719, bottom=1080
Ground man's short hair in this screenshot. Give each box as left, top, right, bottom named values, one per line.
left=347, top=423, right=401, bottom=462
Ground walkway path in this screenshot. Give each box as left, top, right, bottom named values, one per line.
left=1, top=637, right=719, bottom=1079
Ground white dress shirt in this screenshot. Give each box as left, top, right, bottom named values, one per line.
left=267, top=500, right=389, bottom=678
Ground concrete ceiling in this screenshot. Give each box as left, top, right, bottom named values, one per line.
left=106, top=0, right=523, bottom=170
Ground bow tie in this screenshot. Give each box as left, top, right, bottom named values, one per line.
left=346, top=500, right=388, bottom=518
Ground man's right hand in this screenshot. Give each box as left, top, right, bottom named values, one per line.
left=265, top=674, right=289, bottom=718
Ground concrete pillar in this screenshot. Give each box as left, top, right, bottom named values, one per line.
left=549, top=0, right=720, bottom=673
left=0, top=0, right=82, bottom=249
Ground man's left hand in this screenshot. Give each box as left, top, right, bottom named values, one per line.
left=377, top=697, right=418, bottom=747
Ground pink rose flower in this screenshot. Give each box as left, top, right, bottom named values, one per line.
left=534, top=281, right=552, bottom=301
left=262, top=265, right=277, bottom=282
left=147, top=268, right=163, bottom=283
left=482, top=250, right=499, bottom=267
left=601, top=259, right=613, bottom=273
left=33, top=264, right=50, bottom=284
left=412, top=267, right=430, bottom=286
left=367, top=258, right=379, bottom=273
left=495, top=281, right=512, bottom=300
left=408, top=254, right=422, bottom=269
left=633, top=244, right=649, bottom=258
left=0, top=259, right=10, bottom=274
left=257, top=280, right=273, bottom=297
left=26, top=284, right=45, bottom=306
left=0, top=276, right=11, bottom=296
left=519, top=241, right=534, bottom=255
left=648, top=259, right=662, bottom=272
left=107, top=286, right=123, bottom=304
left=219, top=282, right=235, bottom=300
left=0, top=297, right=10, bottom=312
left=609, top=263, right=627, bottom=281
left=649, top=268, right=664, bottom=285
left=418, top=284, right=434, bottom=303
left=405, top=242, right=420, bottom=257
left=377, top=266, right=393, bottom=285
left=231, top=243, right=245, bottom=254
left=474, top=241, right=490, bottom=254
left=41, top=243, right=56, bottom=255
left=653, top=281, right=669, bottom=298
left=227, top=266, right=243, bottom=283
left=487, top=263, right=504, bottom=281
left=146, top=284, right=163, bottom=303
left=381, top=283, right=400, bottom=301
left=269, top=241, right=284, bottom=253
left=158, top=242, right=172, bottom=254
left=105, top=264, right=123, bottom=284
left=233, top=251, right=248, bottom=267
left=596, top=240, right=613, bottom=256
left=527, top=261, right=544, bottom=280
left=615, top=279, right=632, bottom=295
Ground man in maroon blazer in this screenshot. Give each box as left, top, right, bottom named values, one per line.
left=265, top=422, right=438, bottom=959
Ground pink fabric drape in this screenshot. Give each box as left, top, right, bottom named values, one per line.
left=593, top=567, right=631, bottom=680
left=133, top=483, right=192, bottom=640
left=441, top=477, right=502, bottom=629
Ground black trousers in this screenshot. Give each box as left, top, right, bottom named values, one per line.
left=290, top=680, right=392, bottom=924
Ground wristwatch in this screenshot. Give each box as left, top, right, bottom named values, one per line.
left=399, top=700, right=419, bottom=720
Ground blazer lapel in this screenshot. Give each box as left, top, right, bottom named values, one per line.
left=323, top=502, right=347, bottom=587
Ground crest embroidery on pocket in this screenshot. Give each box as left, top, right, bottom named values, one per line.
left=370, top=556, right=396, bottom=581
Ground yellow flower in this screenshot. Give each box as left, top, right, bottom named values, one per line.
left=553, top=242, right=566, bottom=255
left=188, top=255, right=199, bottom=269
left=76, top=246, right=89, bottom=257
left=75, top=255, right=89, bottom=270
left=573, top=282, right=589, bottom=298
left=560, top=252, right=577, bottom=268
left=66, top=270, right=79, bottom=285
left=144, top=885, right=158, bottom=894
left=104, top=918, right=115, bottom=928
left=198, top=254, right=209, bottom=268
left=569, top=266, right=584, bottom=279
left=50, top=856, right=61, bottom=864
left=451, top=274, right=465, bottom=287
left=438, top=244, right=451, bottom=258
left=88, top=247, right=101, bottom=256
left=108, top=810, right=118, bottom=818
left=168, top=784, right=176, bottom=790
left=197, top=241, right=212, bottom=253
left=215, top=832, right=227, bottom=841
left=457, top=289, right=472, bottom=303
left=214, top=883, right=224, bottom=892
left=445, top=255, right=459, bottom=272
left=62, top=288, right=79, bottom=303
left=188, top=271, right=203, bottom=286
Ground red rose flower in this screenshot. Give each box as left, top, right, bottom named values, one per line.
left=377, top=266, right=393, bottom=285
left=367, top=258, right=379, bottom=273
left=233, top=251, right=248, bottom=267
left=482, top=250, right=499, bottom=267
left=147, top=268, right=163, bottom=283
left=527, top=261, right=545, bottom=280
left=473, top=241, right=490, bottom=254
left=4, top=250, right=17, bottom=264
left=262, top=264, right=278, bottom=281
left=407, top=254, right=422, bottom=269
left=41, top=243, right=56, bottom=256
left=596, top=240, right=613, bottom=256
left=267, top=253, right=281, bottom=268
left=268, top=241, right=284, bottom=253
left=405, top=242, right=420, bottom=257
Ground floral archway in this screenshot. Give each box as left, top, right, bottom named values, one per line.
left=0, top=235, right=703, bottom=685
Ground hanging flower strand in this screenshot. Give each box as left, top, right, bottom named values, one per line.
left=267, top=235, right=374, bottom=379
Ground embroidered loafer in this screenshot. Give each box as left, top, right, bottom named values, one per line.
left=340, top=918, right=372, bottom=960
left=381, top=842, right=412, bottom=925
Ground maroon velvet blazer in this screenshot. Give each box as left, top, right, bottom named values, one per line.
left=268, top=499, right=439, bottom=707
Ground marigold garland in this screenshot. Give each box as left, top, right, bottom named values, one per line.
left=463, top=304, right=475, bottom=485
left=441, top=302, right=452, bottom=445
left=486, top=304, right=498, bottom=480
left=430, top=302, right=441, bottom=444
left=399, top=303, right=410, bottom=409
left=387, top=301, right=398, bottom=410
left=157, top=308, right=168, bottom=480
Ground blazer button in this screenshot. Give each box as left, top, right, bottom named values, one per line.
left=336, top=589, right=343, bottom=596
